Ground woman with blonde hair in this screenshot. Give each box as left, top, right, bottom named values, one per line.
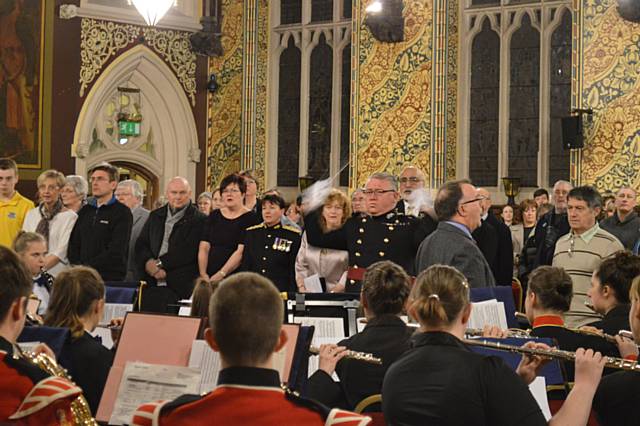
left=44, top=266, right=114, bottom=415
left=295, top=189, right=351, bottom=292
left=383, top=264, right=607, bottom=426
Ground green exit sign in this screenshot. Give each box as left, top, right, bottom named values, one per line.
left=118, top=120, right=141, bottom=136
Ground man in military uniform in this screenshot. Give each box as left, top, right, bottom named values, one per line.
left=131, top=272, right=370, bottom=426
left=304, top=172, right=437, bottom=291
left=241, top=194, right=301, bottom=292
left=0, top=246, right=82, bottom=425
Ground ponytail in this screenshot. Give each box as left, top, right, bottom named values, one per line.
left=410, top=265, right=469, bottom=327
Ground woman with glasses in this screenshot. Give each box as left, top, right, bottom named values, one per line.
left=198, top=174, right=260, bottom=282
left=239, top=169, right=260, bottom=215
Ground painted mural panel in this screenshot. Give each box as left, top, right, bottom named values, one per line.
left=0, top=0, right=44, bottom=168
left=580, top=0, right=640, bottom=190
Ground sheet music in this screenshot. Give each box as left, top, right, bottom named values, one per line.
left=188, top=340, right=221, bottom=394
left=109, top=362, right=200, bottom=425
left=18, top=341, right=41, bottom=353
left=303, top=274, right=323, bottom=293
left=468, top=299, right=508, bottom=329
left=95, top=304, right=133, bottom=349
left=529, top=377, right=551, bottom=421
left=292, top=317, right=344, bottom=378
left=178, top=306, right=191, bottom=316
left=307, top=336, right=342, bottom=380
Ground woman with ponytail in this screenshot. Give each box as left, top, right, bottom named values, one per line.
left=44, top=266, right=114, bottom=415
left=306, top=260, right=414, bottom=410
left=525, top=265, right=619, bottom=379
left=383, top=264, right=607, bottom=426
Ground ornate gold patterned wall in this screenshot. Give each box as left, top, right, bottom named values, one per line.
left=351, top=1, right=433, bottom=188
left=206, top=0, right=244, bottom=190
left=578, top=0, right=640, bottom=190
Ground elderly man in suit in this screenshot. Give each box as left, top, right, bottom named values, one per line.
left=116, top=179, right=150, bottom=281
left=416, top=180, right=495, bottom=288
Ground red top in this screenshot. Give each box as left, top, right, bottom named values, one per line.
left=532, top=315, right=564, bottom=328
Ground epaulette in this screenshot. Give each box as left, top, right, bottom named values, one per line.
left=283, top=386, right=331, bottom=418
left=246, top=223, right=266, bottom=231
left=281, top=224, right=302, bottom=234
left=325, top=408, right=372, bottom=426
left=130, top=400, right=170, bottom=426
left=131, top=394, right=203, bottom=426
left=8, top=376, right=82, bottom=420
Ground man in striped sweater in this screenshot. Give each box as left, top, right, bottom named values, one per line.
left=553, top=186, right=624, bottom=328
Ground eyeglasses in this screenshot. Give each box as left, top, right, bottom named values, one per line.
left=363, top=189, right=396, bottom=197
left=399, top=177, right=423, bottom=183
left=222, top=188, right=241, bottom=194
left=459, top=195, right=487, bottom=206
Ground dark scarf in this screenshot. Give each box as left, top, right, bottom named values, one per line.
left=35, top=199, right=63, bottom=241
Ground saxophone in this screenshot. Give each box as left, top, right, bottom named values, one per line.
left=18, top=347, right=98, bottom=425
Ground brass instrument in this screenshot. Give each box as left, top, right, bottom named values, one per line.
left=16, top=346, right=98, bottom=425
left=465, top=328, right=531, bottom=339
left=309, top=346, right=383, bottom=365
left=464, top=338, right=640, bottom=372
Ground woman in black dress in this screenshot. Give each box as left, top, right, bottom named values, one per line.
left=383, top=264, right=606, bottom=426
left=44, top=266, right=114, bottom=415
left=198, top=174, right=260, bottom=282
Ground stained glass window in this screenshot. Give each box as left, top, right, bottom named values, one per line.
left=277, top=38, right=301, bottom=186
left=469, top=19, right=500, bottom=187
left=307, top=34, right=333, bottom=180
left=281, top=0, right=302, bottom=24
left=548, top=9, right=572, bottom=185
left=312, top=0, right=333, bottom=22
left=508, top=13, right=540, bottom=187
left=340, top=44, right=351, bottom=186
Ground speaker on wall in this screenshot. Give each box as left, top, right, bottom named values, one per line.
left=561, top=115, right=583, bottom=150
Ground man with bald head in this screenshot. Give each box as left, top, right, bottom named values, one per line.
left=68, top=162, right=133, bottom=280
left=136, top=177, right=206, bottom=300
left=471, top=188, right=514, bottom=286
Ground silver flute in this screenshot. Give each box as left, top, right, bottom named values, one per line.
left=309, top=346, right=383, bottom=365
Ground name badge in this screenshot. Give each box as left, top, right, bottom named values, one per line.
left=8, top=212, right=16, bottom=219
left=100, top=220, right=109, bottom=224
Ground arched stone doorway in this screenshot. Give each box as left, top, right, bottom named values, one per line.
left=113, top=161, right=159, bottom=210
left=71, top=45, right=200, bottom=195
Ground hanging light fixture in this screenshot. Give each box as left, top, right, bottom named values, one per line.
left=129, top=0, right=176, bottom=26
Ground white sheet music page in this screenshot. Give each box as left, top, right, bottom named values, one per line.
left=529, top=377, right=552, bottom=421
left=188, top=340, right=221, bottom=394
left=293, top=317, right=344, bottom=378
left=109, top=361, right=200, bottom=425
left=95, top=304, right=133, bottom=349
left=468, top=299, right=508, bottom=329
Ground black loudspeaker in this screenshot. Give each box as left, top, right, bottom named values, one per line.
left=561, top=115, right=583, bottom=149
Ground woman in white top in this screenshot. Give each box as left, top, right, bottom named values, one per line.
left=22, top=170, right=77, bottom=276
left=295, top=189, right=351, bottom=292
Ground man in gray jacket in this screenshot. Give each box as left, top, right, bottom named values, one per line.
left=416, top=180, right=495, bottom=287
left=600, top=186, right=640, bottom=250
left=116, top=179, right=149, bottom=280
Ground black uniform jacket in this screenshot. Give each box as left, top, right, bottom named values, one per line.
left=382, top=332, right=546, bottom=426
left=530, top=317, right=619, bottom=381
left=135, top=202, right=206, bottom=299
left=68, top=196, right=133, bottom=281
left=587, top=304, right=631, bottom=336
left=306, top=315, right=413, bottom=410
left=241, top=222, right=302, bottom=292
left=533, top=210, right=570, bottom=267
left=473, top=213, right=514, bottom=286
left=304, top=207, right=437, bottom=276
left=60, top=331, right=114, bottom=415
left=594, top=370, right=640, bottom=426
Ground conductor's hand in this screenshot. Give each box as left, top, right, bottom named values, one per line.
left=482, top=325, right=509, bottom=338
left=615, top=334, right=639, bottom=360
left=32, top=343, right=56, bottom=361
left=573, top=348, right=606, bottom=390
left=516, top=342, right=551, bottom=385
left=318, top=344, right=349, bottom=376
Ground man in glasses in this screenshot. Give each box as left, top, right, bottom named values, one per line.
left=304, top=172, right=437, bottom=292
left=397, top=166, right=432, bottom=217
left=416, top=180, right=495, bottom=288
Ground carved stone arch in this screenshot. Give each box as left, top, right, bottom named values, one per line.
left=72, top=45, right=199, bottom=194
